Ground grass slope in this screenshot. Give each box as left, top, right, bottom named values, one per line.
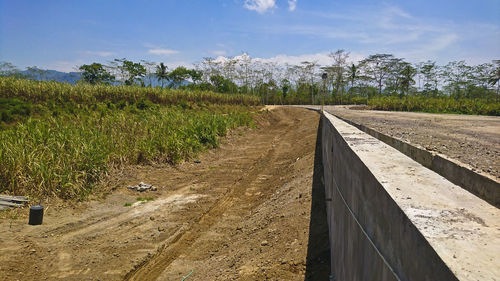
left=0, top=77, right=259, bottom=199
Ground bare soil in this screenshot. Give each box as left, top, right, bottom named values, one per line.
left=0, top=107, right=330, bottom=281
left=325, top=106, right=500, bottom=180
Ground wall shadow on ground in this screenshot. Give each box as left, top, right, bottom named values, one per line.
left=304, top=118, right=331, bottom=281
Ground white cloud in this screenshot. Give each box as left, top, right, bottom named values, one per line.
left=396, top=33, right=460, bottom=62
left=425, top=34, right=459, bottom=52
left=268, top=24, right=370, bottom=41
left=244, top=0, right=276, bottom=14
left=383, top=5, right=412, bottom=19
left=259, top=53, right=331, bottom=65
left=212, top=50, right=227, bottom=56
left=213, top=51, right=365, bottom=67
left=288, top=0, right=297, bottom=11
left=166, top=61, right=194, bottom=69
left=255, top=4, right=500, bottom=64
left=84, top=51, right=115, bottom=57
left=257, top=52, right=365, bottom=66
left=276, top=6, right=426, bottom=45
left=148, top=48, right=180, bottom=56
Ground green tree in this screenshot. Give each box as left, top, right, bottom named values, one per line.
left=347, top=63, right=358, bottom=89
left=488, top=60, right=500, bottom=101
left=168, top=66, right=191, bottom=88
left=112, top=58, right=146, bottom=86
left=400, top=63, right=416, bottom=97
left=209, top=74, right=237, bottom=93
left=360, top=54, right=395, bottom=95
left=384, top=58, right=405, bottom=95
left=419, top=61, right=439, bottom=97
left=26, top=66, right=49, bottom=81
left=329, top=49, right=349, bottom=104
left=141, top=60, right=157, bottom=87
left=299, top=61, right=318, bottom=104
left=155, top=62, right=169, bottom=88
left=79, top=63, right=115, bottom=84
left=0, top=62, right=20, bottom=77
left=442, top=61, right=471, bottom=99
left=281, top=78, right=290, bottom=101
left=188, top=69, right=203, bottom=85
left=345, top=63, right=360, bottom=102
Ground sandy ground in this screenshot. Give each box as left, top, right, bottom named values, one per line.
left=324, top=106, right=500, bottom=180
left=0, top=107, right=330, bottom=281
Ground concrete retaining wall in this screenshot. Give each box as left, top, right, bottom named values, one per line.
left=332, top=114, right=500, bottom=208
left=321, top=112, right=500, bottom=281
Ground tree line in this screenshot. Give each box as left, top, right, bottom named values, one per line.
left=1, top=50, right=499, bottom=105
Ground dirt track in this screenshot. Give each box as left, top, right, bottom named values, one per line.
left=0, top=107, right=330, bottom=280
left=325, top=106, right=500, bottom=180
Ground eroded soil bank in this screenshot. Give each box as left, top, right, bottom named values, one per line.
left=0, top=107, right=330, bottom=281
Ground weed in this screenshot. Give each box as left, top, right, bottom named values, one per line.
left=0, top=97, right=32, bottom=123
left=136, top=197, right=154, bottom=202
left=7, top=210, right=19, bottom=228
left=124, top=202, right=132, bottom=207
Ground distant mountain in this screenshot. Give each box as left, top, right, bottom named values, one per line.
left=18, top=70, right=190, bottom=88
left=21, top=69, right=82, bottom=84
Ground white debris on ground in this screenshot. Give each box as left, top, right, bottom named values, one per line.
left=127, top=182, right=158, bottom=192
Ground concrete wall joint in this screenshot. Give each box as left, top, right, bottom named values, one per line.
left=330, top=172, right=401, bottom=281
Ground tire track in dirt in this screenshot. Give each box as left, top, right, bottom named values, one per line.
left=124, top=132, right=283, bottom=280
left=45, top=213, right=119, bottom=236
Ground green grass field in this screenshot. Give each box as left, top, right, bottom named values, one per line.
left=0, top=77, right=259, bottom=200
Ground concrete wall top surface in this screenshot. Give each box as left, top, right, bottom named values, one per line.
left=323, top=112, right=500, bottom=280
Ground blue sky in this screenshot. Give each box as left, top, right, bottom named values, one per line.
left=1, top=0, right=499, bottom=72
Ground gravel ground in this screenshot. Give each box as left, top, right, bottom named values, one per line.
left=325, top=106, right=500, bottom=181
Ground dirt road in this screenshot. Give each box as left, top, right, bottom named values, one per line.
left=0, top=107, right=330, bottom=281
left=325, top=106, right=500, bottom=180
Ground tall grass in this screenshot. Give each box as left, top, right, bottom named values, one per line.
left=368, top=96, right=500, bottom=116
left=0, top=78, right=258, bottom=199
left=0, top=77, right=260, bottom=106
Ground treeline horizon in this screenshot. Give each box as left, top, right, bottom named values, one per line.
left=1, top=50, right=499, bottom=106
